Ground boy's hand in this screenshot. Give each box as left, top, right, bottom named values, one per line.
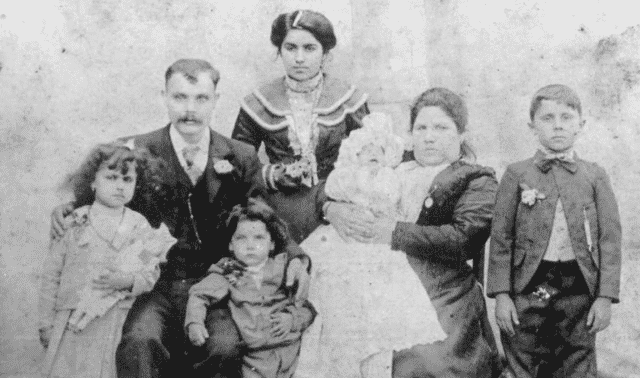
left=93, top=267, right=134, bottom=291
left=50, top=202, right=75, bottom=240
left=270, top=312, right=293, bottom=338
left=286, top=258, right=310, bottom=303
left=495, top=293, right=520, bottom=336
left=39, top=326, right=53, bottom=348
left=187, top=323, right=209, bottom=346
left=587, top=297, right=612, bottom=334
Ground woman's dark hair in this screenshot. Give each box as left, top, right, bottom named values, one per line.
left=225, top=198, right=290, bottom=257
left=63, top=141, right=166, bottom=209
left=271, top=10, right=337, bottom=53
left=410, top=87, right=476, bottom=161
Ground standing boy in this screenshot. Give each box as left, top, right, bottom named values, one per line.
left=487, top=84, right=622, bottom=377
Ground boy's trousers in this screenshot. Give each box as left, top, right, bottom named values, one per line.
left=501, top=260, right=596, bottom=378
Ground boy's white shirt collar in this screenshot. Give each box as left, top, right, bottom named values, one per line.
left=169, top=124, right=210, bottom=173
left=539, top=145, right=576, bottom=160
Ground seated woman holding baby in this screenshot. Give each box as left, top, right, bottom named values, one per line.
left=297, top=88, right=502, bottom=378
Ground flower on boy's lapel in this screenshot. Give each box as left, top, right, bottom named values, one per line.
left=519, top=183, right=546, bottom=207
left=213, top=159, right=234, bottom=175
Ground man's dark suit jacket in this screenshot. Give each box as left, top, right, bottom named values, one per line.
left=125, top=125, right=283, bottom=280
left=487, top=151, right=622, bottom=303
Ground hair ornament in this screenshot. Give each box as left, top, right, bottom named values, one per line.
left=292, top=10, right=304, bottom=28
left=123, top=138, right=135, bottom=151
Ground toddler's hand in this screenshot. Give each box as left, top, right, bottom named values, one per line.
left=39, top=326, right=53, bottom=348
left=187, top=323, right=209, bottom=346
left=495, top=293, right=519, bottom=337
left=93, top=266, right=134, bottom=291
left=587, top=297, right=612, bottom=334
left=270, top=312, right=293, bottom=338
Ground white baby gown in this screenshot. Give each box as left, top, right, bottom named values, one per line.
left=295, top=162, right=447, bottom=378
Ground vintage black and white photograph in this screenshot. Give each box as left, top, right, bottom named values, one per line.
left=1, top=0, right=639, bottom=377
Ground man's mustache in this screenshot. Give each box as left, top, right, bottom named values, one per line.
left=179, top=117, right=202, bottom=124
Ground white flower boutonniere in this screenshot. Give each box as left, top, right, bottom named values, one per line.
left=519, top=183, right=546, bottom=207
left=424, top=197, right=434, bottom=209
left=213, top=159, right=234, bottom=175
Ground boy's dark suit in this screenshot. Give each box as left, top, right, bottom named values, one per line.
left=115, top=125, right=289, bottom=378
left=488, top=150, right=621, bottom=377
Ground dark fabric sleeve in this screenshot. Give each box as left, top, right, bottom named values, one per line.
left=486, top=167, right=520, bottom=298
left=231, top=109, right=264, bottom=153
left=344, top=102, right=370, bottom=136
left=391, top=175, right=498, bottom=266
left=593, top=166, right=622, bottom=303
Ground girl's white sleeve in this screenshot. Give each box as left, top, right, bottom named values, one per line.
left=38, top=235, right=69, bottom=330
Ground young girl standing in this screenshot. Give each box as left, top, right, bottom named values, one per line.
left=38, top=142, right=176, bottom=378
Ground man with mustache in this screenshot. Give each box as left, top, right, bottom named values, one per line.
left=50, top=59, right=310, bottom=378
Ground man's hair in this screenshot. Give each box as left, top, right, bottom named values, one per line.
left=164, top=59, right=220, bottom=88
left=530, top=84, right=582, bottom=120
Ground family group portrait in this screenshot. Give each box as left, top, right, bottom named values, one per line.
left=1, top=0, right=639, bottom=377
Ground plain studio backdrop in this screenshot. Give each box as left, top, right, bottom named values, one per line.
left=1, top=0, right=639, bottom=377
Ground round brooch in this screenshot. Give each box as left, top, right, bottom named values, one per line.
left=424, top=197, right=434, bottom=209
left=213, top=160, right=234, bottom=174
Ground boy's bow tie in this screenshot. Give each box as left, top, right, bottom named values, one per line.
left=536, top=155, right=577, bottom=173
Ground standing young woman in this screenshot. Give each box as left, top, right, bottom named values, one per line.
left=232, top=9, right=369, bottom=242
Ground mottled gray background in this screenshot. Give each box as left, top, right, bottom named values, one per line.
left=1, top=0, right=639, bottom=377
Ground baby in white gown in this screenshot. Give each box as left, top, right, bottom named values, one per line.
left=297, top=113, right=446, bottom=378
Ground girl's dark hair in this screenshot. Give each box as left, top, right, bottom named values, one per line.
left=409, top=87, right=476, bottom=161
left=63, top=141, right=166, bottom=209
left=225, top=198, right=290, bottom=258
left=271, top=10, right=337, bottom=53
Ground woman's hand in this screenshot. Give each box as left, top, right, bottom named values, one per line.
left=495, top=293, right=519, bottom=336
left=93, top=267, right=134, bottom=292
left=325, top=202, right=375, bottom=242
left=50, top=202, right=75, bottom=240
left=187, top=323, right=209, bottom=346
left=270, top=312, right=293, bottom=338
left=365, top=213, right=396, bottom=245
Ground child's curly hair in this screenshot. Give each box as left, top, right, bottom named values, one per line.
left=63, top=141, right=167, bottom=209
left=224, top=198, right=290, bottom=258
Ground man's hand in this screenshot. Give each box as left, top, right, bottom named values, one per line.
left=93, top=267, right=134, bottom=292
left=324, top=202, right=375, bottom=243
left=286, top=258, right=310, bottom=303
left=187, top=323, right=209, bottom=346
left=495, top=293, right=519, bottom=337
left=270, top=312, right=293, bottom=338
left=50, top=202, right=75, bottom=240
left=587, top=297, right=612, bottom=334
left=39, top=326, right=53, bottom=348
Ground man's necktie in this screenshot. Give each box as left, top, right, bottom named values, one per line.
left=182, top=145, right=202, bottom=184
